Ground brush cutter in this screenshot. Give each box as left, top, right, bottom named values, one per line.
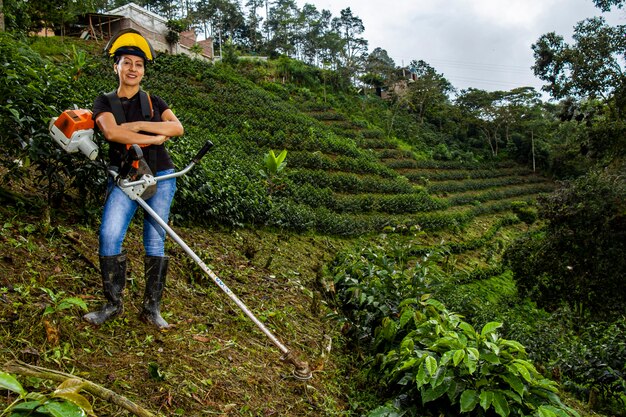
left=49, top=110, right=313, bottom=380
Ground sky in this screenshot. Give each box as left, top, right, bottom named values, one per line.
left=294, top=0, right=625, bottom=97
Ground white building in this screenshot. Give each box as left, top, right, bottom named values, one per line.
left=86, top=2, right=213, bottom=60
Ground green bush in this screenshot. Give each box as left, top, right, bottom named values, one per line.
left=504, top=170, right=626, bottom=319
left=0, top=371, right=96, bottom=417
left=553, top=318, right=626, bottom=416
left=327, top=239, right=577, bottom=417
left=372, top=298, right=577, bottom=417
left=172, top=143, right=271, bottom=227
left=427, top=176, right=548, bottom=194
left=0, top=34, right=104, bottom=209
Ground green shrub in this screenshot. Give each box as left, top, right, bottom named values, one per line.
left=0, top=34, right=104, bottom=209
left=372, top=299, right=577, bottom=417
left=504, top=170, right=626, bottom=319
left=288, top=169, right=414, bottom=194
left=171, top=140, right=271, bottom=227
left=0, top=371, right=95, bottom=417
left=511, top=201, right=539, bottom=227
left=554, top=318, right=626, bottom=416
left=328, top=239, right=577, bottom=417
left=427, top=176, right=548, bottom=194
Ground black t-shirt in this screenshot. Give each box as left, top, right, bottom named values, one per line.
left=92, top=92, right=174, bottom=171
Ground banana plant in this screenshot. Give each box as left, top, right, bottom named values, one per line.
left=260, top=149, right=287, bottom=194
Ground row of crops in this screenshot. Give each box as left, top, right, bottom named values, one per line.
left=295, top=98, right=553, bottom=234
left=81, top=52, right=552, bottom=239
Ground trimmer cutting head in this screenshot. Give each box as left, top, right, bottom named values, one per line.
left=283, top=351, right=313, bottom=380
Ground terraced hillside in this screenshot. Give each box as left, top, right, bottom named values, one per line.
left=294, top=99, right=553, bottom=239
left=2, top=40, right=569, bottom=416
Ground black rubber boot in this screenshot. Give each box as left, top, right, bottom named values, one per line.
left=83, top=253, right=127, bottom=325
left=140, top=256, right=171, bottom=329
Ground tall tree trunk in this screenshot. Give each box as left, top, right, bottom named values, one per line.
left=531, top=130, right=536, bottom=172
left=495, top=133, right=499, bottom=156
left=480, top=127, right=496, bottom=156
left=0, top=0, right=5, bottom=32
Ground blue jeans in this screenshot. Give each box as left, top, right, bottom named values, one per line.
left=99, top=169, right=177, bottom=257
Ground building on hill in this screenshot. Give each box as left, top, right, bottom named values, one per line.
left=67, top=2, right=214, bottom=60
left=379, top=67, right=418, bottom=100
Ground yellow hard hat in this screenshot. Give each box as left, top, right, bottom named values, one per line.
left=105, top=28, right=155, bottom=61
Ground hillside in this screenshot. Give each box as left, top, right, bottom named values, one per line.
left=0, top=36, right=573, bottom=416
left=0, top=198, right=355, bottom=415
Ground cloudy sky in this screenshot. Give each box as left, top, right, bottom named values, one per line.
left=295, top=0, right=625, bottom=97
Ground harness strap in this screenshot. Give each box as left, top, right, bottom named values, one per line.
left=105, top=91, right=126, bottom=124
left=140, top=91, right=154, bottom=121
left=106, top=89, right=153, bottom=124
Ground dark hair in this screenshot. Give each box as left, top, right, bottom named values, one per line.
left=113, top=46, right=147, bottom=64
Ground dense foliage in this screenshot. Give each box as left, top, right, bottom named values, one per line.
left=1, top=4, right=626, bottom=411
left=326, top=237, right=579, bottom=417
left=505, top=170, right=626, bottom=319
left=0, top=34, right=105, bottom=210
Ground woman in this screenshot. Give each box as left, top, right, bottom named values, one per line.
left=83, top=29, right=184, bottom=329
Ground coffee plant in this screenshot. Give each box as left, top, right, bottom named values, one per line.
left=328, top=239, right=578, bottom=417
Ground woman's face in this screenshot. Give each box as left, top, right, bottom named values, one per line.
left=114, top=54, right=145, bottom=87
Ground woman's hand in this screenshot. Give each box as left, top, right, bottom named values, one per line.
left=121, top=115, right=183, bottom=138
left=118, top=122, right=168, bottom=144
left=152, top=135, right=169, bottom=145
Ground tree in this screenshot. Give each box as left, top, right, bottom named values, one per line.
left=1, top=0, right=5, bottom=31
left=266, top=0, right=300, bottom=56
left=505, top=170, right=626, bottom=319
left=331, top=8, right=368, bottom=82
left=532, top=17, right=626, bottom=106
left=146, top=0, right=179, bottom=20
left=166, top=18, right=188, bottom=52
left=24, top=0, right=75, bottom=34
left=298, top=3, right=329, bottom=65
left=1, top=0, right=31, bottom=32
left=456, top=88, right=505, bottom=156
left=244, top=0, right=264, bottom=52
left=405, top=60, right=452, bottom=126
left=361, top=47, right=395, bottom=93
left=593, top=0, right=625, bottom=10
left=192, top=0, right=244, bottom=57
left=456, top=87, right=543, bottom=158
left=499, top=87, right=541, bottom=146
left=316, top=10, right=342, bottom=69
left=505, top=89, right=552, bottom=170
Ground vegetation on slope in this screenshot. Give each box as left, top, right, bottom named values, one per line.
left=1, top=29, right=625, bottom=417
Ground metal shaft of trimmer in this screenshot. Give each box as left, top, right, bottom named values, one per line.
left=115, top=142, right=312, bottom=379
left=137, top=197, right=291, bottom=354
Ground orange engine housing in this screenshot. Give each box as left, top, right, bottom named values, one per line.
left=53, top=109, right=94, bottom=139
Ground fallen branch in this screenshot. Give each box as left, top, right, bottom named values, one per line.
left=2, top=360, right=156, bottom=417
left=60, top=230, right=99, bottom=270
left=0, top=186, right=43, bottom=207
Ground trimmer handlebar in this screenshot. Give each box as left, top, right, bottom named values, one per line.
left=192, top=140, right=214, bottom=164
left=113, top=141, right=214, bottom=195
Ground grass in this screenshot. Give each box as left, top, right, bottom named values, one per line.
left=0, top=199, right=363, bottom=416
